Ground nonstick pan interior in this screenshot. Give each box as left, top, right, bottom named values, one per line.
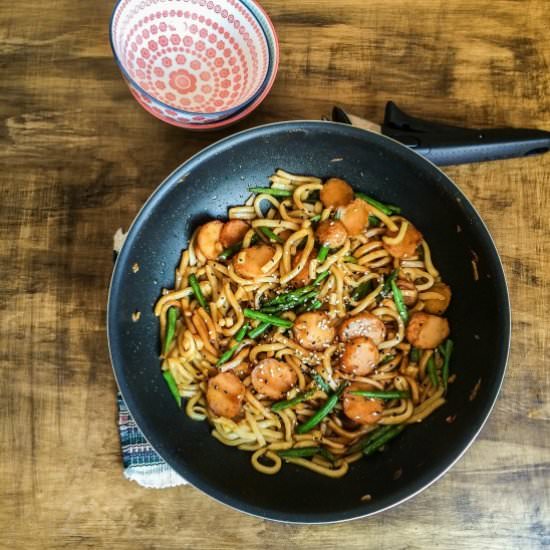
left=108, top=121, right=510, bottom=523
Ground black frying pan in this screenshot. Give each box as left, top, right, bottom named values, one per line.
left=107, top=121, right=511, bottom=523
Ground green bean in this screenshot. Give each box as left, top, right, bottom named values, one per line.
left=249, top=187, right=292, bottom=197
left=295, top=301, right=322, bottom=314
left=410, top=347, right=421, bottom=362
left=235, top=323, right=249, bottom=342
left=271, top=389, right=315, bottom=412
left=215, top=324, right=250, bottom=366
left=427, top=355, right=438, bottom=388
left=263, top=285, right=314, bottom=308
left=313, top=270, right=330, bottom=285
left=379, top=269, right=398, bottom=299
left=351, top=280, right=373, bottom=302
left=349, top=425, right=394, bottom=454
left=243, top=308, right=293, bottom=328
left=277, top=447, right=320, bottom=458
left=260, top=290, right=318, bottom=313
left=247, top=322, right=270, bottom=339
left=379, top=354, right=396, bottom=365
left=439, top=339, right=454, bottom=391
left=163, top=307, right=178, bottom=355
left=363, top=424, right=405, bottom=456
left=162, top=370, right=181, bottom=407
left=259, top=226, right=283, bottom=243
left=368, top=215, right=381, bottom=227
left=311, top=372, right=331, bottom=393
left=295, top=382, right=348, bottom=434
left=216, top=344, right=239, bottom=367
left=391, top=279, right=409, bottom=323
left=318, top=447, right=336, bottom=463
left=188, top=273, right=209, bottom=312
left=263, top=280, right=323, bottom=310
left=350, top=390, right=410, bottom=400
left=218, top=242, right=242, bottom=260
left=260, top=271, right=328, bottom=315
left=317, top=245, right=330, bottom=262
left=294, top=290, right=319, bottom=304
left=343, top=255, right=358, bottom=263
left=302, top=298, right=323, bottom=312
left=356, top=192, right=402, bottom=216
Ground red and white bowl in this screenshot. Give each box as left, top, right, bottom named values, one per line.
left=110, top=0, right=278, bottom=126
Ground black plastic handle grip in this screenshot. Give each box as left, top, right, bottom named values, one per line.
left=381, top=102, right=550, bottom=166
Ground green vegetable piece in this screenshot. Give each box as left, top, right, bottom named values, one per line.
left=259, top=226, right=283, bottom=243
left=249, top=187, right=292, bottom=197
left=163, top=307, right=178, bottom=355
left=260, top=290, right=319, bottom=314
left=313, top=270, right=330, bottom=285
left=271, top=389, right=315, bottom=412
left=349, top=425, right=395, bottom=454
left=277, top=447, right=320, bottom=458
left=216, top=324, right=250, bottom=367
left=248, top=322, right=271, bottom=339
left=235, top=323, right=249, bottom=342
left=295, top=382, right=348, bottom=434
left=356, top=192, right=402, bottom=216
left=343, top=255, right=358, bottom=263
left=218, top=242, right=242, bottom=261
left=318, top=447, right=336, bottom=463
left=391, top=279, right=409, bottom=323
left=303, top=298, right=323, bottom=312
left=349, top=390, right=410, bottom=400
left=189, top=273, right=209, bottom=312
left=379, top=354, right=396, bottom=365
left=427, top=355, right=438, bottom=388
left=162, top=370, right=181, bottom=407
left=439, top=339, right=454, bottom=391
left=263, top=282, right=320, bottom=309
left=368, top=215, right=381, bottom=227
left=410, top=347, right=421, bottom=362
left=317, top=245, right=330, bottom=262
left=379, top=269, right=398, bottom=299
left=363, top=424, right=406, bottom=456
left=216, top=344, right=239, bottom=367
left=351, top=280, right=374, bottom=302
left=243, top=308, right=293, bottom=328
left=310, top=214, right=321, bottom=223
left=311, top=372, right=331, bottom=393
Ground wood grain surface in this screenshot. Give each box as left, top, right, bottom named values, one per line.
left=1, top=0, right=549, bottom=548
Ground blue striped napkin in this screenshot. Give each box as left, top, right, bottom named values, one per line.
left=114, top=228, right=186, bottom=488
left=117, top=394, right=186, bottom=488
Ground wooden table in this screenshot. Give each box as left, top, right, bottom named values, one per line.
left=1, top=0, right=549, bottom=547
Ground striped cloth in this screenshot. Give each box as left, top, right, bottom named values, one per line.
left=117, top=394, right=187, bottom=488
left=113, top=228, right=186, bottom=488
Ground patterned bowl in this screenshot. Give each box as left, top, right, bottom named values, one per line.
left=110, top=0, right=278, bottom=125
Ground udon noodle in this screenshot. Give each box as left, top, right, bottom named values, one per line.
left=155, top=170, right=453, bottom=478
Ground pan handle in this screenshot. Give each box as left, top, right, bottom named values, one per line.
left=332, top=102, right=550, bottom=166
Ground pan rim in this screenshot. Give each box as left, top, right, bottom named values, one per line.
left=107, top=120, right=511, bottom=524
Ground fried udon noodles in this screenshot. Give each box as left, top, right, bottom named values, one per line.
left=155, top=170, right=453, bottom=478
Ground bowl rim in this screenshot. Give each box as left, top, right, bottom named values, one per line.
left=109, top=0, right=278, bottom=119
left=107, top=121, right=511, bottom=523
